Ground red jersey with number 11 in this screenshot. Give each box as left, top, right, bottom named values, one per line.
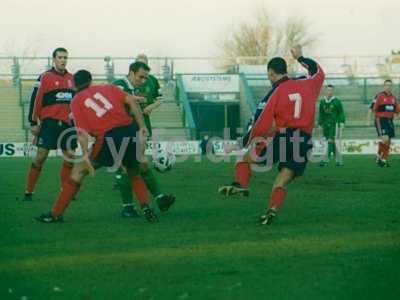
left=71, top=84, right=133, bottom=137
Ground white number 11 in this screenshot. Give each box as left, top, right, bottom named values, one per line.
left=289, top=93, right=302, bottom=119
left=84, top=92, right=113, bottom=117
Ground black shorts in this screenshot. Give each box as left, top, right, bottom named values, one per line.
left=90, top=123, right=141, bottom=169
left=255, top=129, right=313, bottom=176
left=36, top=118, right=77, bottom=151
left=375, top=118, right=395, bottom=138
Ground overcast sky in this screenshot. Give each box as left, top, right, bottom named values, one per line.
left=0, top=0, right=399, bottom=57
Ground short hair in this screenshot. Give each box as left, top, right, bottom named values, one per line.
left=129, top=61, right=150, bottom=74
left=74, top=70, right=92, bottom=91
left=52, top=47, right=68, bottom=58
left=135, top=54, right=148, bottom=64
left=267, top=57, right=287, bottom=75
left=327, top=84, right=334, bottom=89
left=384, top=79, right=393, bottom=84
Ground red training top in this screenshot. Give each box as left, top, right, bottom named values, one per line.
left=32, top=68, right=75, bottom=124
left=372, top=92, right=399, bottom=119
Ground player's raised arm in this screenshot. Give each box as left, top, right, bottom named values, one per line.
left=291, top=45, right=325, bottom=95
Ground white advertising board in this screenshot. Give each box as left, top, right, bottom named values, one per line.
left=181, top=74, right=239, bottom=93
left=1, top=140, right=399, bottom=158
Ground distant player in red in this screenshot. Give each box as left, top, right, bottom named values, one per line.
left=36, top=70, right=158, bottom=223
left=219, top=45, right=325, bottom=226
left=22, top=47, right=76, bottom=201
left=367, top=79, right=399, bottom=167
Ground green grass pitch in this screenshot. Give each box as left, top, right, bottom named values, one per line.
left=1, top=156, right=400, bottom=300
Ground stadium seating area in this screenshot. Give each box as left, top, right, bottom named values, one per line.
left=0, top=78, right=188, bottom=143
left=150, top=83, right=189, bottom=140
left=0, top=80, right=26, bottom=142
left=0, top=66, right=399, bottom=142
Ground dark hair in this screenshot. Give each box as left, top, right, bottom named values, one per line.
left=52, top=47, right=68, bottom=58
left=384, top=79, right=393, bottom=84
left=74, top=70, right=92, bottom=91
left=129, top=61, right=150, bottom=73
left=327, top=84, right=334, bottom=89
left=267, top=57, right=287, bottom=75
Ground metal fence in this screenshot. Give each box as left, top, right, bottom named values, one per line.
left=1, top=54, right=400, bottom=82
left=1, top=55, right=400, bottom=142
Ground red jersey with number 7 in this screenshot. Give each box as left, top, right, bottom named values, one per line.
left=243, top=57, right=325, bottom=147
left=71, top=84, right=133, bottom=137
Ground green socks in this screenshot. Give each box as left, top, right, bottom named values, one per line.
left=117, top=168, right=162, bottom=206
left=328, top=142, right=336, bottom=157
left=141, top=168, right=162, bottom=198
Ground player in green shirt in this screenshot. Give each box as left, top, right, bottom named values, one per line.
left=134, top=54, right=163, bottom=136
left=318, top=85, right=346, bottom=166
left=112, top=58, right=175, bottom=218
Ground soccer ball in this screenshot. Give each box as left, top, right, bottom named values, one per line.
left=152, top=148, right=176, bottom=172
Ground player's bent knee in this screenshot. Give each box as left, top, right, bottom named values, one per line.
left=242, top=151, right=256, bottom=164
left=274, top=168, right=296, bottom=189
left=33, top=157, right=46, bottom=167
left=34, top=148, right=49, bottom=166
left=70, top=163, right=89, bottom=183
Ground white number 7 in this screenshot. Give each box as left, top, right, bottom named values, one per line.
left=84, top=92, right=113, bottom=117
left=289, top=93, right=302, bottom=119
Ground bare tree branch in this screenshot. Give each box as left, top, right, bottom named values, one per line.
left=217, top=9, right=318, bottom=72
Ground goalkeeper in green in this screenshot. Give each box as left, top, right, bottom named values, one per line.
left=318, top=85, right=346, bottom=166
left=113, top=55, right=175, bottom=218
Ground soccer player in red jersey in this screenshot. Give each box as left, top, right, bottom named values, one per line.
left=36, top=70, right=158, bottom=223
left=22, top=47, right=76, bottom=201
left=219, top=45, right=325, bottom=226
left=368, top=79, right=399, bottom=167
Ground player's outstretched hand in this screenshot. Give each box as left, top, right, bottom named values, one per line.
left=291, top=45, right=303, bottom=60
left=143, top=107, right=152, bottom=115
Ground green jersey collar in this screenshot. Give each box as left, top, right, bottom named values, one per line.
left=324, top=96, right=336, bottom=103
left=123, top=76, right=134, bottom=90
